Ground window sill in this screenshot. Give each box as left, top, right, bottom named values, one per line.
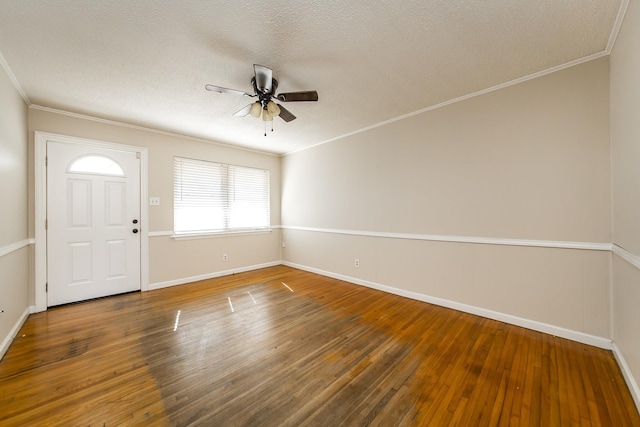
left=172, top=228, right=273, bottom=240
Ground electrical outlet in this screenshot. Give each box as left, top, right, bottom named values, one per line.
left=354, top=258, right=360, bottom=268
left=223, top=253, right=228, bottom=262
left=149, top=197, right=160, bottom=206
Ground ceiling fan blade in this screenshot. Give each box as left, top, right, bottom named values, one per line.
left=253, top=64, right=273, bottom=93
left=276, top=91, right=318, bottom=102
left=277, top=104, right=296, bottom=122
left=205, top=84, right=252, bottom=97
left=233, top=103, right=253, bottom=117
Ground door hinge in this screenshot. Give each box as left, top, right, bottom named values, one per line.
left=45, top=219, right=48, bottom=230
left=136, top=152, right=140, bottom=159
left=46, top=283, right=48, bottom=292
left=45, top=156, right=48, bottom=166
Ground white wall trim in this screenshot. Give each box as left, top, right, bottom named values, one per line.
left=0, top=306, right=31, bottom=362
left=612, top=343, right=640, bottom=413
left=282, top=261, right=613, bottom=350
left=282, top=225, right=612, bottom=251
left=150, top=226, right=283, bottom=238
left=29, top=105, right=279, bottom=157
left=149, top=261, right=281, bottom=290
left=607, top=0, right=631, bottom=53
left=34, top=131, right=150, bottom=312
left=150, top=229, right=275, bottom=239
left=0, top=239, right=33, bottom=259
left=285, top=52, right=609, bottom=156
left=149, top=231, right=174, bottom=237
left=0, top=49, right=30, bottom=105
left=612, top=244, right=640, bottom=270
left=611, top=245, right=640, bottom=413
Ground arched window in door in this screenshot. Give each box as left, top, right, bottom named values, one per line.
left=67, top=155, right=125, bottom=176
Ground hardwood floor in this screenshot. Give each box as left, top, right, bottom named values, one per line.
left=1, top=265, right=638, bottom=426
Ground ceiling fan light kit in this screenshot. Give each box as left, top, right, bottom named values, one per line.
left=249, top=102, right=262, bottom=118
left=267, top=101, right=280, bottom=116
left=206, top=64, right=318, bottom=136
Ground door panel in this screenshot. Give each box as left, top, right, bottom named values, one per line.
left=69, top=179, right=91, bottom=226
left=70, top=242, right=92, bottom=283
left=106, top=239, right=126, bottom=278
left=47, top=141, right=141, bottom=306
left=106, top=182, right=125, bottom=226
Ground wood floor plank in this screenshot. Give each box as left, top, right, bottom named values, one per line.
left=1, top=265, right=638, bottom=426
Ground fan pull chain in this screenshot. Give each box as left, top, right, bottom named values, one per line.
left=263, top=120, right=274, bottom=136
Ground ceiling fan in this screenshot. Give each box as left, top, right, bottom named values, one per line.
left=205, top=64, right=318, bottom=134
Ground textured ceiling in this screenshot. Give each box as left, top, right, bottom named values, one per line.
left=0, top=0, right=624, bottom=154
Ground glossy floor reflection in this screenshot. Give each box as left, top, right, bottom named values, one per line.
left=1, top=265, right=639, bottom=426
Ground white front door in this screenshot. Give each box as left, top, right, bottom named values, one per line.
left=47, top=141, right=141, bottom=306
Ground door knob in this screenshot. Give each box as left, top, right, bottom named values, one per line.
left=132, top=219, right=138, bottom=224
left=132, top=228, right=139, bottom=234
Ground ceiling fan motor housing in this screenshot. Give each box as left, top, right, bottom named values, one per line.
left=251, top=77, right=279, bottom=109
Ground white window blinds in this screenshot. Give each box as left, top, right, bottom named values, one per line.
left=174, top=157, right=270, bottom=235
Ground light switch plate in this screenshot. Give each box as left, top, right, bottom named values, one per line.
left=149, top=197, right=160, bottom=206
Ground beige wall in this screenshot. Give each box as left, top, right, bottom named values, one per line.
left=0, top=64, right=29, bottom=350
left=282, top=57, right=612, bottom=338
left=28, top=108, right=282, bottom=286
left=611, top=0, right=640, bottom=403
left=612, top=0, right=640, bottom=254
left=0, top=8, right=636, bottom=403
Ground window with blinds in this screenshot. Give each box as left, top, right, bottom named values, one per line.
left=174, top=157, right=270, bottom=235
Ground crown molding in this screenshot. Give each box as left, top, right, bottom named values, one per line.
left=29, top=105, right=279, bottom=157
left=0, top=49, right=30, bottom=105
left=284, top=50, right=609, bottom=156
left=607, top=0, right=631, bottom=53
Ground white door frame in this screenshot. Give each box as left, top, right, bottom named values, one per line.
left=35, top=131, right=149, bottom=312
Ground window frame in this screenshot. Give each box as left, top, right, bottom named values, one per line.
left=173, top=156, right=271, bottom=238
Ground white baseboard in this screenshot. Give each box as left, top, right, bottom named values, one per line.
left=282, top=261, right=613, bottom=350
left=612, top=343, right=640, bottom=414
left=149, top=261, right=281, bottom=290
left=0, top=306, right=32, bottom=362
left=144, top=260, right=640, bottom=411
